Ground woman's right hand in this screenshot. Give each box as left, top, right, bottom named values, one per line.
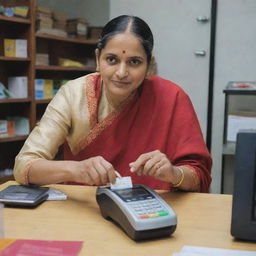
left=72, top=156, right=117, bottom=186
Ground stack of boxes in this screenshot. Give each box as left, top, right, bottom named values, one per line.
left=36, top=6, right=53, bottom=31
left=35, top=79, right=68, bottom=99
left=35, top=79, right=53, bottom=99
left=0, top=117, right=29, bottom=138
left=53, top=11, right=67, bottom=32
left=8, top=76, right=28, bottom=98
left=4, top=39, right=27, bottom=58
left=36, top=6, right=67, bottom=37
left=35, top=53, right=49, bottom=66
left=66, top=19, right=88, bottom=38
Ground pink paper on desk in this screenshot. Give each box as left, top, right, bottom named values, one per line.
left=0, top=239, right=83, bottom=256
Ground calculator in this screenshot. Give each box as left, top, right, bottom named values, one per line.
left=0, top=185, right=49, bottom=207
left=96, top=184, right=177, bottom=240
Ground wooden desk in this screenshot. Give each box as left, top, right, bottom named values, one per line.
left=1, top=181, right=255, bottom=255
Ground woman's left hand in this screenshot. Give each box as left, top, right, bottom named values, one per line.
left=129, top=150, right=176, bottom=183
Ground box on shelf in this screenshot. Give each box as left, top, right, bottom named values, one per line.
left=4, top=39, right=27, bottom=58
left=67, top=19, right=88, bottom=38
left=36, top=5, right=53, bottom=31
left=0, top=5, right=4, bottom=14
left=53, top=10, right=67, bottom=31
left=36, top=53, right=49, bottom=66
left=44, top=80, right=54, bottom=99
left=15, top=39, right=27, bottom=57
left=13, top=6, right=29, bottom=18
left=0, top=120, right=15, bottom=137
left=8, top=76, right=28, bottom=98
left=7, top=116, right=29, bottom=136
left=227, top=112, right=256, bottom=142
left=0, top=120, right=8, bottom=135
left=3, top=7, right=14, bottom=17
left=35, top=79, right=54, bottom=99
left=0, top=82, right=14, bottom=99
left=35, top=79, right=44, bottom=99
left=4, top=39, right=15, bottom=57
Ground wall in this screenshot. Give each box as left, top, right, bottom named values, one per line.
left=37, top=0, right=109, bottom=26
left=109, top=0, right=212, bottom=138
left=36, top=0, right=256, bottom=193
left=211, top=0, right=256, bottom=193
left=111, top=0, right=256, bottom=193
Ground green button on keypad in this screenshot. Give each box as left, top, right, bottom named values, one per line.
left=159, top=211, right=169, bottom=216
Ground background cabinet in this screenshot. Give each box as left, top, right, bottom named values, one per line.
left=0, top=0, right=97, bottom=183
left=222, top=84, right=256, bottom=194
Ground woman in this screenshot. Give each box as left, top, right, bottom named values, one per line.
left=14, top=15, right=212, bottom=192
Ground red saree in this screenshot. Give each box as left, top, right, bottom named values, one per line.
left=64, top=74, right=212, bottom=192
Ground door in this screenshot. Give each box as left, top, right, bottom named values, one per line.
left=110, top=0, right=212, bottom=138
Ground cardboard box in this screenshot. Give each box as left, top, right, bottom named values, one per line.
left=13, top=6, right=29, bottom=18
left=15, top=39, right=27, bottom=58
left=0, top=120, right=15, bottom=137
left=35, top=79, right=54, bottom=99
left=4, top=39, right=27, bottom=58
left=35, top=79, right=44, bottom=99
left=227, top=113, right=256, bottom=142
left=8, top=117, right=29, bottom=135
left=4, top=39, right=15, bottom=57
left=44, top=80, right=53, bottom=99
left=8, top=76, right=28, bottom=98
left=36, top=53, right=49, bottom=66
left=0, top=120, right=8, bottom=135
left=67, top=19, right=88, bottom=37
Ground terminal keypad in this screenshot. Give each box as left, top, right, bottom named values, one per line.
left=127, top=199, right=169, bottom=219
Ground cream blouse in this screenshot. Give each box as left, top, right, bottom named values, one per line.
left=14, top=73, right=115, bottom=184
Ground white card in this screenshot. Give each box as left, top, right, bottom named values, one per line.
left=47, top=188, right=67, bottom=201
left=110, top=176, right=133, bottom=190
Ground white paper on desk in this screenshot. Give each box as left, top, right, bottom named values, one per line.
left=173, top=253, right=203, bottom=256
left=47, top=188, right=67, bottom=200
left=174, top=245, right=256, bottom=256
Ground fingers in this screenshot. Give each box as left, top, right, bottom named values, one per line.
left=130, top=150, right=169, bottom=178
left=79, top=156, right=116, bottom=186
left=129, top=152, right=154, bottom=173
left=100, top=159, right=116, bottom=184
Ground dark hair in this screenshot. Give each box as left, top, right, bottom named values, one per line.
left=97, top=15, right=154, bottom=63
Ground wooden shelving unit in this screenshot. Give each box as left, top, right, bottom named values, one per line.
left=221, top=87, right=256, bottom=194
left=0, top=14, right=31, bottom=24
left=0, top=0, right=97, bottom=183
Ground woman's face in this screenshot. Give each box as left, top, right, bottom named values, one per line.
left=96, top=32, right=149, bottom=101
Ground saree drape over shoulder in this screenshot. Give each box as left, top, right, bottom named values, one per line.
left=14, top=73, right=212, bottom=192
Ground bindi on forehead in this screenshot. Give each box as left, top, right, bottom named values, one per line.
left=122, top=50, right=126, bottom=54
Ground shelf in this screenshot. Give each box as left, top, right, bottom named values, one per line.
left=35, top=65, right=95, bottom=72
left=0, top=98, right=32, bottom=103
left=0, top=0, right=96, bottom=173
left=36, top=33, right=98, bottom=45
left=223, top=89, right=256, bottom=95
left=0, top=135, right=28, bottom=143
left=35, top=99, right=51, bottom=104
left=0, top=56, right=31, bottom=61
left=223, top=142, right=236, bottom=155
left=0, top=15, right=31, bottom=24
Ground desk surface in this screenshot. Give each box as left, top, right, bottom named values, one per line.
left=1, top=181, right=255, bottom=255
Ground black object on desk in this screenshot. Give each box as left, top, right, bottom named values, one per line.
left=231, top=131, right=256, bottom=241
left=0, top=185, right=49, bottom=207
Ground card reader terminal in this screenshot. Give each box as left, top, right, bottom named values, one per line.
left=96, top=184, right=177, bottom=240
